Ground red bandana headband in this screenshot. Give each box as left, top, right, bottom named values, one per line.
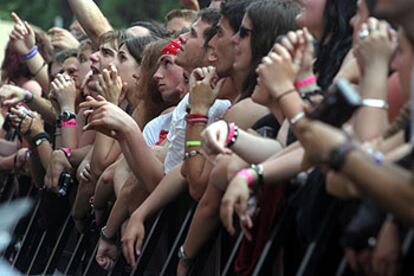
left=161, top=39, right=182, bottom=56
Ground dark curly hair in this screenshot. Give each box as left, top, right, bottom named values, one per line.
left=314, top=0, right=357, bottom=90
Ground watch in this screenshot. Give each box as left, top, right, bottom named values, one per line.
left=100, top=226, right=117, bottom=244
left=58, top=111, right=77, bottom=122
left=178, top=245, right=193, bottom=268
left=329, top=143, right=355, bottom=171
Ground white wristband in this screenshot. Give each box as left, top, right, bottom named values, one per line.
left=361, top=99, right=389, bottom=110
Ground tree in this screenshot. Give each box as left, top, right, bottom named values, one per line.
left=0, top=0, right=184, bottom=31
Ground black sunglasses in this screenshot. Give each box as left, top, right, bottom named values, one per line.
left=238, top=25, right=253, bottom=38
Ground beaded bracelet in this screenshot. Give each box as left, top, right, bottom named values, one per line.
left=225, top=123, right=239, bottom=147
left=184, top=150, right=201, bottom=160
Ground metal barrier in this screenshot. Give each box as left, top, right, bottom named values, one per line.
left=2, top=173, right=414, bottom=276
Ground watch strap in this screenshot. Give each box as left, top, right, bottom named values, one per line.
left=329, top=143, right=355, bottom=171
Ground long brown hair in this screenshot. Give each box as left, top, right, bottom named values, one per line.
left=132, top=39, right=176, bottom=127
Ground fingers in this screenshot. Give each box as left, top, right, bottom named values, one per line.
left=135, top=232, right=144, bottom=257
left=220, top=198, right=236, bottom=236
left=24, top=21, right=34, bottom=37
left=123, top=237, right=137, bottom=267
left=11, top=12, right=23, bottom=25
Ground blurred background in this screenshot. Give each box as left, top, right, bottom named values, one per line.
left=0, top=0, right=210, bottom=63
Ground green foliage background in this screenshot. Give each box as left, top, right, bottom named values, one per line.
left=0, top=0, right=182, bottom=30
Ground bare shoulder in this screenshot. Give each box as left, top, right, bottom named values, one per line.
left=224, top=98, right=269, bottom=130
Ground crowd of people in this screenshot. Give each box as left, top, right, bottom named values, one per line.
left=0, top=0, right=414, bottom=274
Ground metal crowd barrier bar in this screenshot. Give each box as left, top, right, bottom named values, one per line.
left=159, top=204, right=195, bottom=275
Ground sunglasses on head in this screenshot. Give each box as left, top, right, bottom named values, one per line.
left=238, top=25, right=253, bottom=38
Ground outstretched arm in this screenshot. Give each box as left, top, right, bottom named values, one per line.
left=68, top=0, right=112, bottom=45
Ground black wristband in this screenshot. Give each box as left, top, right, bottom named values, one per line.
left=100, top=226, right=117, bottom=244
left=31, top=132, right=50, bottom=147
left=329, top=143, right=355, bottom=171
left=250, top=164, right=264, bottom=191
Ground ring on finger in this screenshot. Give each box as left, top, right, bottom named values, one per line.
left=358, top=29, right=369, bottom=40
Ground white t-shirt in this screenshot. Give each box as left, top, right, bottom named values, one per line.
left=163, top=94, right=231, bottom=173
left=143, top=112, right=173, bottom=146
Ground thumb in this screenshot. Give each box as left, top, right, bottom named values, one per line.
left=213, top=78, right=225, bottom=95
left=24, top=21, right=34, bottom=37
left=135, top=233, right=144, bottom=255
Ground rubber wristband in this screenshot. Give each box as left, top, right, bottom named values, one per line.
left=61, top=119, right=77, bottom=128
left=60, top=147, right=72, bottom=159
left=186, top=114, right=209, bottom=119
left=186, top=140, right=202, bottom=147
left=21, top=46, right=38, bottom=61
left=237, top=169, right=255, bottom=186
left=226, top=123, right=236, bottom=145
left=294, top=75, right=317, bottom=88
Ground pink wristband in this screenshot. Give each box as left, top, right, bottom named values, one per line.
left=226, top=123, right=236, bottom=145
left=60, top=147, right=72, bottom=158
left=294, top=75, right=317, bottom=88
left=61, top=119, right=77, bottom=128
left=237, top=169, right=254, bottom=186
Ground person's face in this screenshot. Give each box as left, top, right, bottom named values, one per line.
left=350, top=0, right=370, bottom=45
left=166, top=17, right=192, bottom=33
left=76, top=48, right=93, bottom=89
left=375, top=0, right=413, bottom=21
left=391, top=28, right=414, bottom=100
left=232, top=15, right=253, bottom=74
left=62, top=56, right=79, bottom=84
left=208, top=17, right=236, bottom=77
left=153, top=54, right=187, bottom=102
left=115, top=44, right=140, bottom=96
left=176, top=18, right=211, bottom=71
left=89, top=41, right=117, bottom=80
left=295, top=0, right=327, bottom=39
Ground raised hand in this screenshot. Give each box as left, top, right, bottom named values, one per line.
left=0, top=84, right=32, bottom=107
left=189, top=66, right=223, bottom=114
left=354, top=18, right=397, bottom=73
left=9, top=12, right=36, bottom=56
left=80, top=95, right=136, bottom=138
left=48, top=27, right=80, bottom=50
left=256, top=42, right=302, bottom=100
left=96, top=65, right=123, bottom=105
left=50, top=74, right=77, bottom=111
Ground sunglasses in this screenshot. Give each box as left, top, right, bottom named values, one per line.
left=238, top=25, right=253, bottom=39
